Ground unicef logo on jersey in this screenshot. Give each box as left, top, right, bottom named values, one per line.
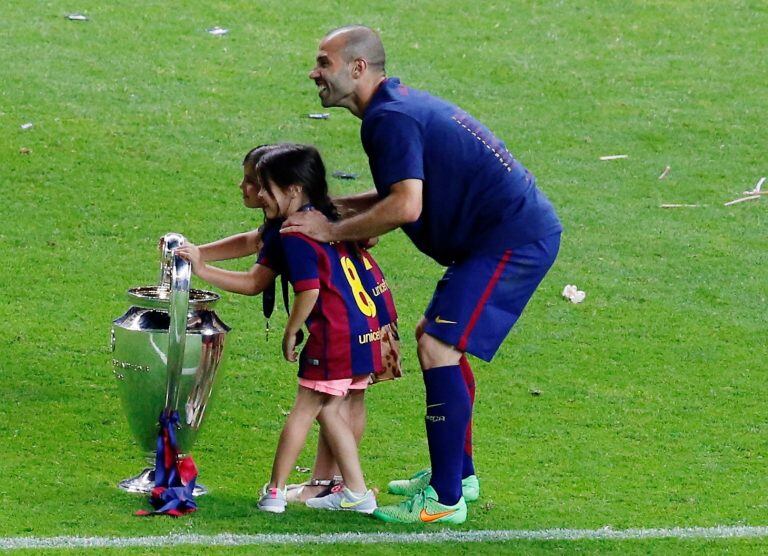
left=358, top=328, right=383, bottom=345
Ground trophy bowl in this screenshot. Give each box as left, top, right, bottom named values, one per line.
left=111, top=233, right=230, bottom=495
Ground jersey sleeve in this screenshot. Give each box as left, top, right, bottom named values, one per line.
left=362, top=111, right=425, bottom=196
left=280, top=233, right=320, bottom=292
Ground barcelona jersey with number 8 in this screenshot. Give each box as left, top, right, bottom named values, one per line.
left=281, top=232, right=386, bottom=380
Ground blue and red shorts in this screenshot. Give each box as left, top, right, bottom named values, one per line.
left=422, top=232, right=560, bottom=362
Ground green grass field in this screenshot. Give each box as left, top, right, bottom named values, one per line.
left=2, top=0, right=767, bottom=553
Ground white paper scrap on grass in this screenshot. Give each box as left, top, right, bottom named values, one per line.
left=599, top=154, right=628, bottom=160
left=743, top=176, right=766, bottom=195
left=562, top=284, right=586, bottom=304
left=207, top=27, right=229, bottom=36
left=66, top=13, right=88, bottom=21
left=660, top=204, right=700, bottom=208
left=658, top=165, right=671, bottom=180
left=724, top=195, right=761, bottom=206
left=20, top=122, right=33, bottom=130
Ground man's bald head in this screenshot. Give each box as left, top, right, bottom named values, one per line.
left=324, top=25, right=386, bottom=74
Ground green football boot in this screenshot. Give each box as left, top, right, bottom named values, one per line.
left=387, top=468, right=480, bottom=502
left=387, top=468, right=431, bottom=497
left=373, top=485, right=467, bottom=524
left=460, top=474, right=480, bottom=503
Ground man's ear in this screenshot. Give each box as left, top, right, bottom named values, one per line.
left=353, top=58, right=367, bottom=77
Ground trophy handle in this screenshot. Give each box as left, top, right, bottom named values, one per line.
left=161, top=233, right=191, bottom=414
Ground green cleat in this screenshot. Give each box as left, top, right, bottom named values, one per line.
left=460, top=474, right=480, bottom=503
left=373, top=485, right=467, bottom=524
left=387, top=468, right=481, bottom=502
left=387, top=468, right=431, bottom=497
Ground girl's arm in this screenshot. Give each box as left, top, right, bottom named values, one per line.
left=283, top=289, right=319, bottom=362
left=198, top=228, right=264, bottom=262
left=176, top=243, right=276, bottom=295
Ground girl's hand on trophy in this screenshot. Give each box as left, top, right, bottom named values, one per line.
left=282, top=330, right=299, bottom=362
left=175, top=243, right=203, bottom=273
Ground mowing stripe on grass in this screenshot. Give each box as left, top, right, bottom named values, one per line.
left=3, top=526, right=768, bottom=550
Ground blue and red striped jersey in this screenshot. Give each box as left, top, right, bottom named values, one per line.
left=281, top=232, right=385, bottom=380
left=358, top=248, right=397, bottom=327
left=257, top=218, right=397, bottom=328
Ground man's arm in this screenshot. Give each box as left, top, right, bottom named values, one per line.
left=333, top=188, right=380, bottom=217
left=282, top=180, right=422, bottom=242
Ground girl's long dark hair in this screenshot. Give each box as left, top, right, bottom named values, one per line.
left=242, top=144, right=277, bottom=169
left=256, top=143, right=340, bottom=222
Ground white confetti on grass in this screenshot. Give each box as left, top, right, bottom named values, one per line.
left=724, top=195, right=761, bottom=206
left=599, top=154, right=628, bottom=161
left=562, top=284, right=586, bottom=304
left=207, top=27, right=229, bottom=36
left=742, top=176, right=766, bottom=195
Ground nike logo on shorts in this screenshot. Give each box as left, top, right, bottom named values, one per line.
left=434, top=316, right=457, bottom=324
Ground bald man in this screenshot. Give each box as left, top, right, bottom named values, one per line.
left=284, top=25, right=561, bottom=524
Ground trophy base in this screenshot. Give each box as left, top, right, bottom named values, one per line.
left=118, top=467, right=208, bottom=497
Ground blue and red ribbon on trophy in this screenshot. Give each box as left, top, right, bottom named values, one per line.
left=135, top=411, right=198, bottom=517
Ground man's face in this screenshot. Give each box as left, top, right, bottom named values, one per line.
left=309, top=35, right=355, bottom=108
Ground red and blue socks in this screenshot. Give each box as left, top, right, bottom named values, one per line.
left=423, top=365, right=472, bottom=505
left=459, top=355, right=476, bottom=478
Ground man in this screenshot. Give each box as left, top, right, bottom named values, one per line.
left=282, top=25, right=562, bottom=524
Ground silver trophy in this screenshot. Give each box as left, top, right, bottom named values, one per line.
left=111, top=233, right=230, bottom=496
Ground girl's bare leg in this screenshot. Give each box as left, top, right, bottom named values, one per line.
left=317, top=394, right=366, bottom=493
left=302, top=390, right=367, bottom=500
left=268, top=386, right=325, bottom=489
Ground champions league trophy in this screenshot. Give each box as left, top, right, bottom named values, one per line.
left=111, top=233, right=230, bottom=496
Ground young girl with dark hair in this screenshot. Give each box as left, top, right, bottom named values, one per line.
left=250, top=143, right=386, bottom=514
left=177, top=143, right=396, bottom=515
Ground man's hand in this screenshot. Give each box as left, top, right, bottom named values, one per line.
left=175, top=243, right=204, bottom=274
left=283, top=329, right=300, bottom=362
left=281, top=210, right=335, bottom=242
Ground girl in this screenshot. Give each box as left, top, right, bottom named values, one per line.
left=177, top=143, right=392, bottom=514
left=252, top=143, right=382, bottom=514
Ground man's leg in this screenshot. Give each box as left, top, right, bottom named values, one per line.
left=419, top=319, right=477, bottom=480
left=417, top=333, right=469, bottom=506
left=373, top=332, right=469, bottom=524
left=388, top=319, right=479, bottom=500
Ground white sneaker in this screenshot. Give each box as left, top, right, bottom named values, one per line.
left=258, top=484, right=287, bottom=513
left=306, top=486, right=377, bottom=514
left=285, top=476, right=342, bottom=503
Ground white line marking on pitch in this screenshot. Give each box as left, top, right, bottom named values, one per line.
left=3, top=526, right=768, bottom=550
